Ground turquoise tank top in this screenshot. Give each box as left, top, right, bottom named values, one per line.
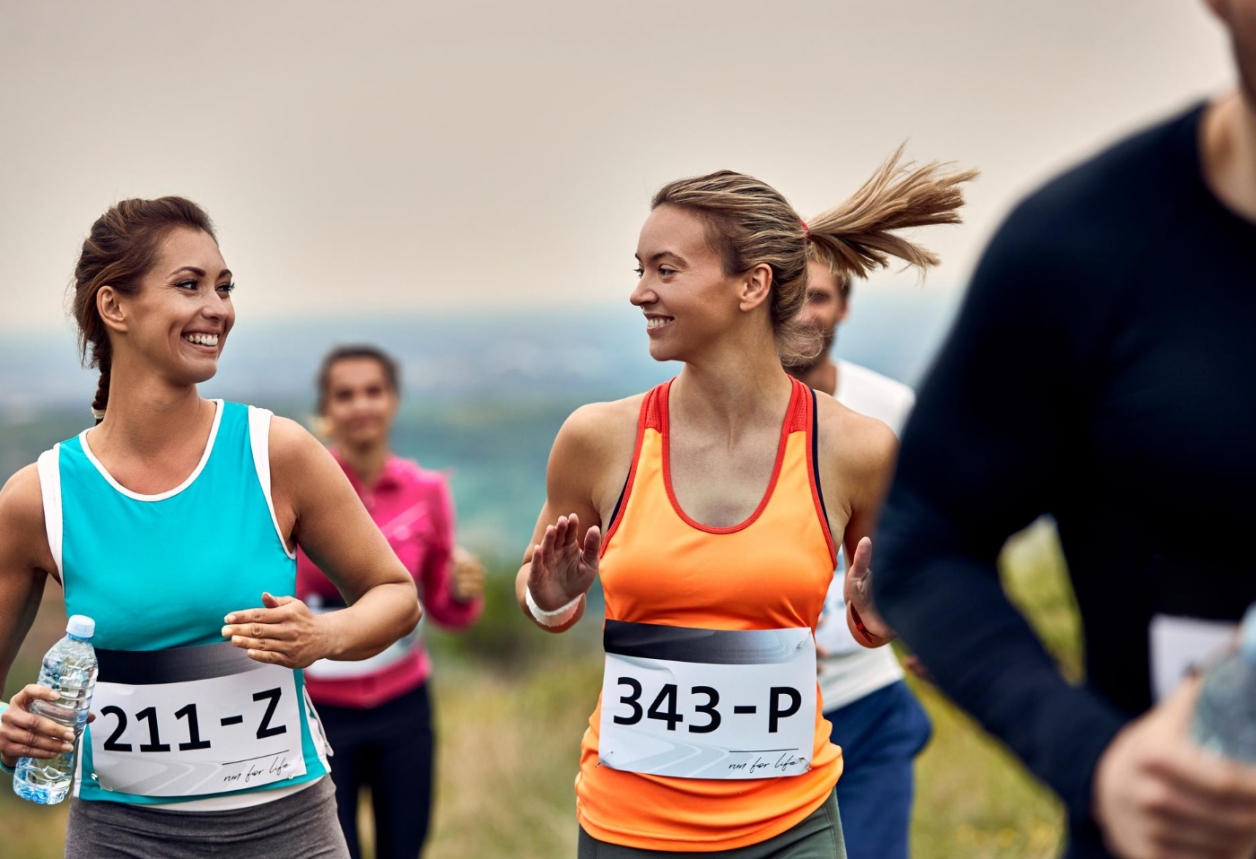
left=39, top=400, right=329, bottom=805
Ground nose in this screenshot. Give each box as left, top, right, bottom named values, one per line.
left=200, top=289, right=231, bottom=324
left=630, top=276, right=657, bottom=308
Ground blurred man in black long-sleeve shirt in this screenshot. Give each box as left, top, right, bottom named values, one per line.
left=873, top=3, right=1256, bottom=858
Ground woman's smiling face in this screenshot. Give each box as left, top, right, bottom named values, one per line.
left=106, top=226, right=235, bottom=386
left=630, top=204, right=747, bottom=364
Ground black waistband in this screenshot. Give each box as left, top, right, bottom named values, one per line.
left=96, top=641, right=267, bottom=686
left=603, top=620, right=809, bottom=665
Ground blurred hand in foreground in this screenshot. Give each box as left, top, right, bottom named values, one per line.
left=1093, top=676, right=1256, bottom=859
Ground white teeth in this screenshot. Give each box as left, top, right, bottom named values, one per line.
left=183, top=333, right=219, bottom=347
left=647, top=317, right=671, bottom=329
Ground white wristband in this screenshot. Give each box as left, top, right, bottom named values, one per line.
left=526, top=587, right=583, bottom=627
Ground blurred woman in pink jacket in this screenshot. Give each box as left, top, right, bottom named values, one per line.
left=298, top=345, right=484, bottom=859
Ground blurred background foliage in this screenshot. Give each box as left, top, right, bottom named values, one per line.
left=2, top=506, right=1079, bottom=859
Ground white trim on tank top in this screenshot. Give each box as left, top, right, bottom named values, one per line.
left=247, top=406, right=298, bottom=560
left=36, top=444, right=63, bottom=578
left=77, top=399, right=225, bottom=502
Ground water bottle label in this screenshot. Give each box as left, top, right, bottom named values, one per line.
left=88, top=642, right=306, bottom=798
left=1150, top=614, right=1237, bottom=702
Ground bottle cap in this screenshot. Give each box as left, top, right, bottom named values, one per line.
left=1241, top=603, right=1256, bottom=664
left=66, top=615, right=95, bottom=639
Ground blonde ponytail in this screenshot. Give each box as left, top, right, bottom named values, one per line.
left=651, top=147, right=976, bottom=366
left=806, top=144, right=978, bottom=283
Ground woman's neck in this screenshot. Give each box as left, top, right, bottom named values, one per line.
left=89, top=363, right=209, bottom=460
left=673, top=335, right=794, bottom=438
left=336, top=439, right=391, bottom=490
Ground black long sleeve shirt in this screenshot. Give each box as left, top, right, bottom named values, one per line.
left=874, top=104, right=1256, bottom=859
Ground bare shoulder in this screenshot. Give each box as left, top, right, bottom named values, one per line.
left=267, top=415, right=328, bottom=470
left=0, top=464, right=54, bottom=571
left=815, top=394, right=898, bottom=486
left=548, top=394, right=646, bottom=518
left=552, top=394, right=644, bottom=463
left=0, top=465, right=45, bottom=529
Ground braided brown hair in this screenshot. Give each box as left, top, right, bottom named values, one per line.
left=72, top=197, right=216, bottom=421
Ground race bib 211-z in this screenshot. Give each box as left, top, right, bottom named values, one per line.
left=89, top=642, right=306, bottom=798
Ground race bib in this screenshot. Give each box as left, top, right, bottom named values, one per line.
left=598, top=621, right=816, bottom=780
left=89, top=642, right=306, bottom=798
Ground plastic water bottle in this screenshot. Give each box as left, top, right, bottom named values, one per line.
left=1191, top=604, right=1256, bottom=762
left=13, top=616, right=98, bottom=804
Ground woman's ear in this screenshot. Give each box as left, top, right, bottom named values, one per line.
left=738, top=263, right=774, bottom=312
left=97, top=286, right=129, bottom=334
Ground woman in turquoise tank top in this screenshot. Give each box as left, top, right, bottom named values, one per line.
left=0, top=197, right=422, bottom=858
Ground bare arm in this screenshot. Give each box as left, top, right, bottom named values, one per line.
left=515, top=400, right=637, bottom=633
left=815, top=398, right=899, bottom=647
left=0, top=466, right=77, bottom=767
left=221, top=417, right=420, bottom=667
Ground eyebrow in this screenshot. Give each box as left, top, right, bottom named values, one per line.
left=634, top=251, right=686, bottom=266
left=168, top=266, right=232, bottom=279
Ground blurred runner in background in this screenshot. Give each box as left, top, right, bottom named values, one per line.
left=299, top=345, right=485, bottom=859
left=788, top=261, right=931, bottom=859
left=874, top=3, right=1256, bottom=858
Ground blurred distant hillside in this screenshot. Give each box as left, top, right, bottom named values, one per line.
left=0, top=294, right=960, bottom=553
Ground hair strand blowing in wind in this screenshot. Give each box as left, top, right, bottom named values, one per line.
left=806, top=143, right=979, bottom=282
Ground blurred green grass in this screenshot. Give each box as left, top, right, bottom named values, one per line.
left=2, top=520, right=1078, bottom=859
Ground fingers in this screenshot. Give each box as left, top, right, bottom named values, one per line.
left=532, top=514, right=594, bottom=576
left=244, top=648, right=293, bottom=667
left=1143, top=679, right=1256, bottom=811
left=262, top=592, right=297, bottom=608
left=1158, top=676, right=1205, bottom=735
left=1151, top=745, right=1256, bottom=812
left=1, top=695, right=77, bottom=760
left=850, top=537, right=873, bottom=575
left=549, top=513, right=580, bottom=550
left=582, top=525, right=602, bottom=566
left=10, top=684, right=58, bottom=710
left=223, top=599, right=302, bottom=633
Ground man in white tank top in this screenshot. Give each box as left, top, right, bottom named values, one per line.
left=788, top=260, right=930, bottom=859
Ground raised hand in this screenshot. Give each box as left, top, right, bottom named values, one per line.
left=527, top=513, right=601, bottom=612
left=222, top=592, right=329, bottom=669
left=843, top=536, right=895, bottom=645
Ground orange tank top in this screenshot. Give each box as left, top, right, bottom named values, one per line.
left=576, top=377, right=842, bottom=851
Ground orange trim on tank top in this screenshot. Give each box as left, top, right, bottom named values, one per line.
left=661, top=378, right=801, bottom=535
left=599, top=393, right=653, bottom=557
left=803, top=389, right=838, bottom=567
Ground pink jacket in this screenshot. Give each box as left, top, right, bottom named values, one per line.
left=297, top=451, right=482, bottom=708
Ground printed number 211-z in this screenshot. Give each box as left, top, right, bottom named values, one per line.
left=100, top=688, right=287, bottom=752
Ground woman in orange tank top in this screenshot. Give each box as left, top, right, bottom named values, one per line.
left=515, top=152, right=975, bottom=857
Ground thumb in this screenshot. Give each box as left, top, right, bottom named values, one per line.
left=850, top=537, right=873, bottom=577
left=262, top=592, right=297, bottom=608
left=1158, top=674, right=1204, bottom=734
left=582, top=526, right=602, bottom=566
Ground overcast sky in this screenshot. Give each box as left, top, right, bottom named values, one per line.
left=0, top=0, right=1234, bottom=336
